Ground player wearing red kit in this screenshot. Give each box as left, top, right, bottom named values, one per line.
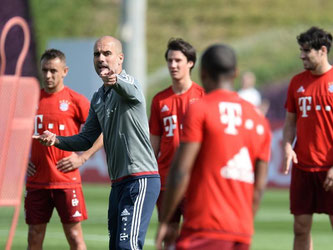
left=25, top=49, right=102, bottom=250
left=283, top=27, right=333, bottom=250
left=28, top=87, right=89, bottom=188
left=156, top=44, right=271, bottom=250
left=149, top=38, right=204, bottom=247
left=150, top=82, right=204, bottom=189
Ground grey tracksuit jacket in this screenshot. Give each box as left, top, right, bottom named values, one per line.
left=57, top=70, right=159, bottom=182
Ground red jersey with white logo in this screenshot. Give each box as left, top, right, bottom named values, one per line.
left=27, top=87, right=90, bottom=189
left=149, top=82, right=204, bottom=189
left=285, top=68, right=333, bottom=171
left=179, top=89, right=271, bottom=244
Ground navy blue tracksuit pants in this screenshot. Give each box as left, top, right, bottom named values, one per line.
left=108, top=176, right=160, bottom=250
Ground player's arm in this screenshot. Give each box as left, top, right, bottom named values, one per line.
left=253, top=159, right=269, bottom=216
left=33, top=106, right=102, bottom=151
left=149, top=95, right=162, bottom=159
left=150, top=134, right=161, bottom=158
left=282, top=111, right=297, bottom=174
left=57, top=134, right=104, bottom=173
left=156, top=141, right=201, bottom=250
left=111, top=73, right=144, bottom=103
left=57, top=106, right=102, bottom=151
left=160, top=142, right=201, bottom=221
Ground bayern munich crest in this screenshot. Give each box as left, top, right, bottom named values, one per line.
left=59, top=100, right=70, bottom=111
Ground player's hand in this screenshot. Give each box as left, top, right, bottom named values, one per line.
left=323, top=167, right=333, bottom=192
left=164, top=222, right=179, bottom=249
left=283, top=143, right=298, bottom=175
left=57, top=152, right=85, bottom=173
left=32, top=130, right=58, bottom=146
left=156, top=222, right=170, bottom=250
left=27, top=161, right=36, bottom=177
left=102, top=74, right=117, bottom=86
left=101, top=69, right=117, bottom=86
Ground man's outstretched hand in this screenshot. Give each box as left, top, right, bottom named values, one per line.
left=32, top=130, right=58, bottom=146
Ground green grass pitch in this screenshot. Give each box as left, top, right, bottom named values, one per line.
left=1, top=184, right=332, bottom=249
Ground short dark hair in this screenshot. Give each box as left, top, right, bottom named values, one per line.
left=201, top=44, right=237, bottom=82
left=40, top=49, right=66, bottom=63
left=297, top=27, right=333, bottom=53
left=164, top=38, right=196, bottom=70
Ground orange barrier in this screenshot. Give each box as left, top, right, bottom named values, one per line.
left=0, top=16, right=40, bottom=250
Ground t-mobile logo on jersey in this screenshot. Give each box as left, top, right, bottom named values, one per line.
left=34, top=114, right=43, bottom=135
left=298, top=96, right=312, bottom=117
left=34, top=114, right=66, bottom=134
left=219, top=102, right=242, bottom=135
left=163, top=115, right=177, bottom=137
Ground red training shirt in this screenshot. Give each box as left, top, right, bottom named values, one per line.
left=179, top=89, right=271, bottom=245
left=149, top=82, right=205, bottom=189
left=285, top=68, right=333, bottom=171
left=27, top=87, right=90, bottom=189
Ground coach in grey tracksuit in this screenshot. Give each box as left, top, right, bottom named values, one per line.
left=36, top=36, right=160, bottom=250
left=57, top=69, right=158, bottom=181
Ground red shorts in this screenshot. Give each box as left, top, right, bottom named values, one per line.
left=290, top=166, right=333, bottom=215
left=24, top=187, right=88, bottom=224
left=157, top=190, right=184, bottom=223
left=176, top=237, right=249, bottom=250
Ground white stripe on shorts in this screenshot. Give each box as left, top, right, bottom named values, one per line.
left=130, top=178, right=147, bottom=250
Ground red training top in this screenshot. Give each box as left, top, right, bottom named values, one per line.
left=149, top=82, right=205, bottom=189
left=27, top=87, right=90, bottom=189
left=285, top=68, right=333, bottom=171
left=179, top=89, right=271, bottom=245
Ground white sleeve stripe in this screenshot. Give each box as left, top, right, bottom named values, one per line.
left=118, top=74, right=135, bottom=85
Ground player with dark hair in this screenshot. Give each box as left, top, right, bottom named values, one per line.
left=149, top=38, right=204, bottom=247
left=26, top=49, right=103, bottom=250
left=163, top=38, right=197, bottom=71
left=33, top=36, right=160, bottom=250
left=156, top=44, right=271, bottom=250
left=40, top=48, right=66, bottom=62
left=283, top=26, right=333, bottom=250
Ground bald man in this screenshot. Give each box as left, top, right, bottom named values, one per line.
left=33, top=36, right=160, bottom=250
